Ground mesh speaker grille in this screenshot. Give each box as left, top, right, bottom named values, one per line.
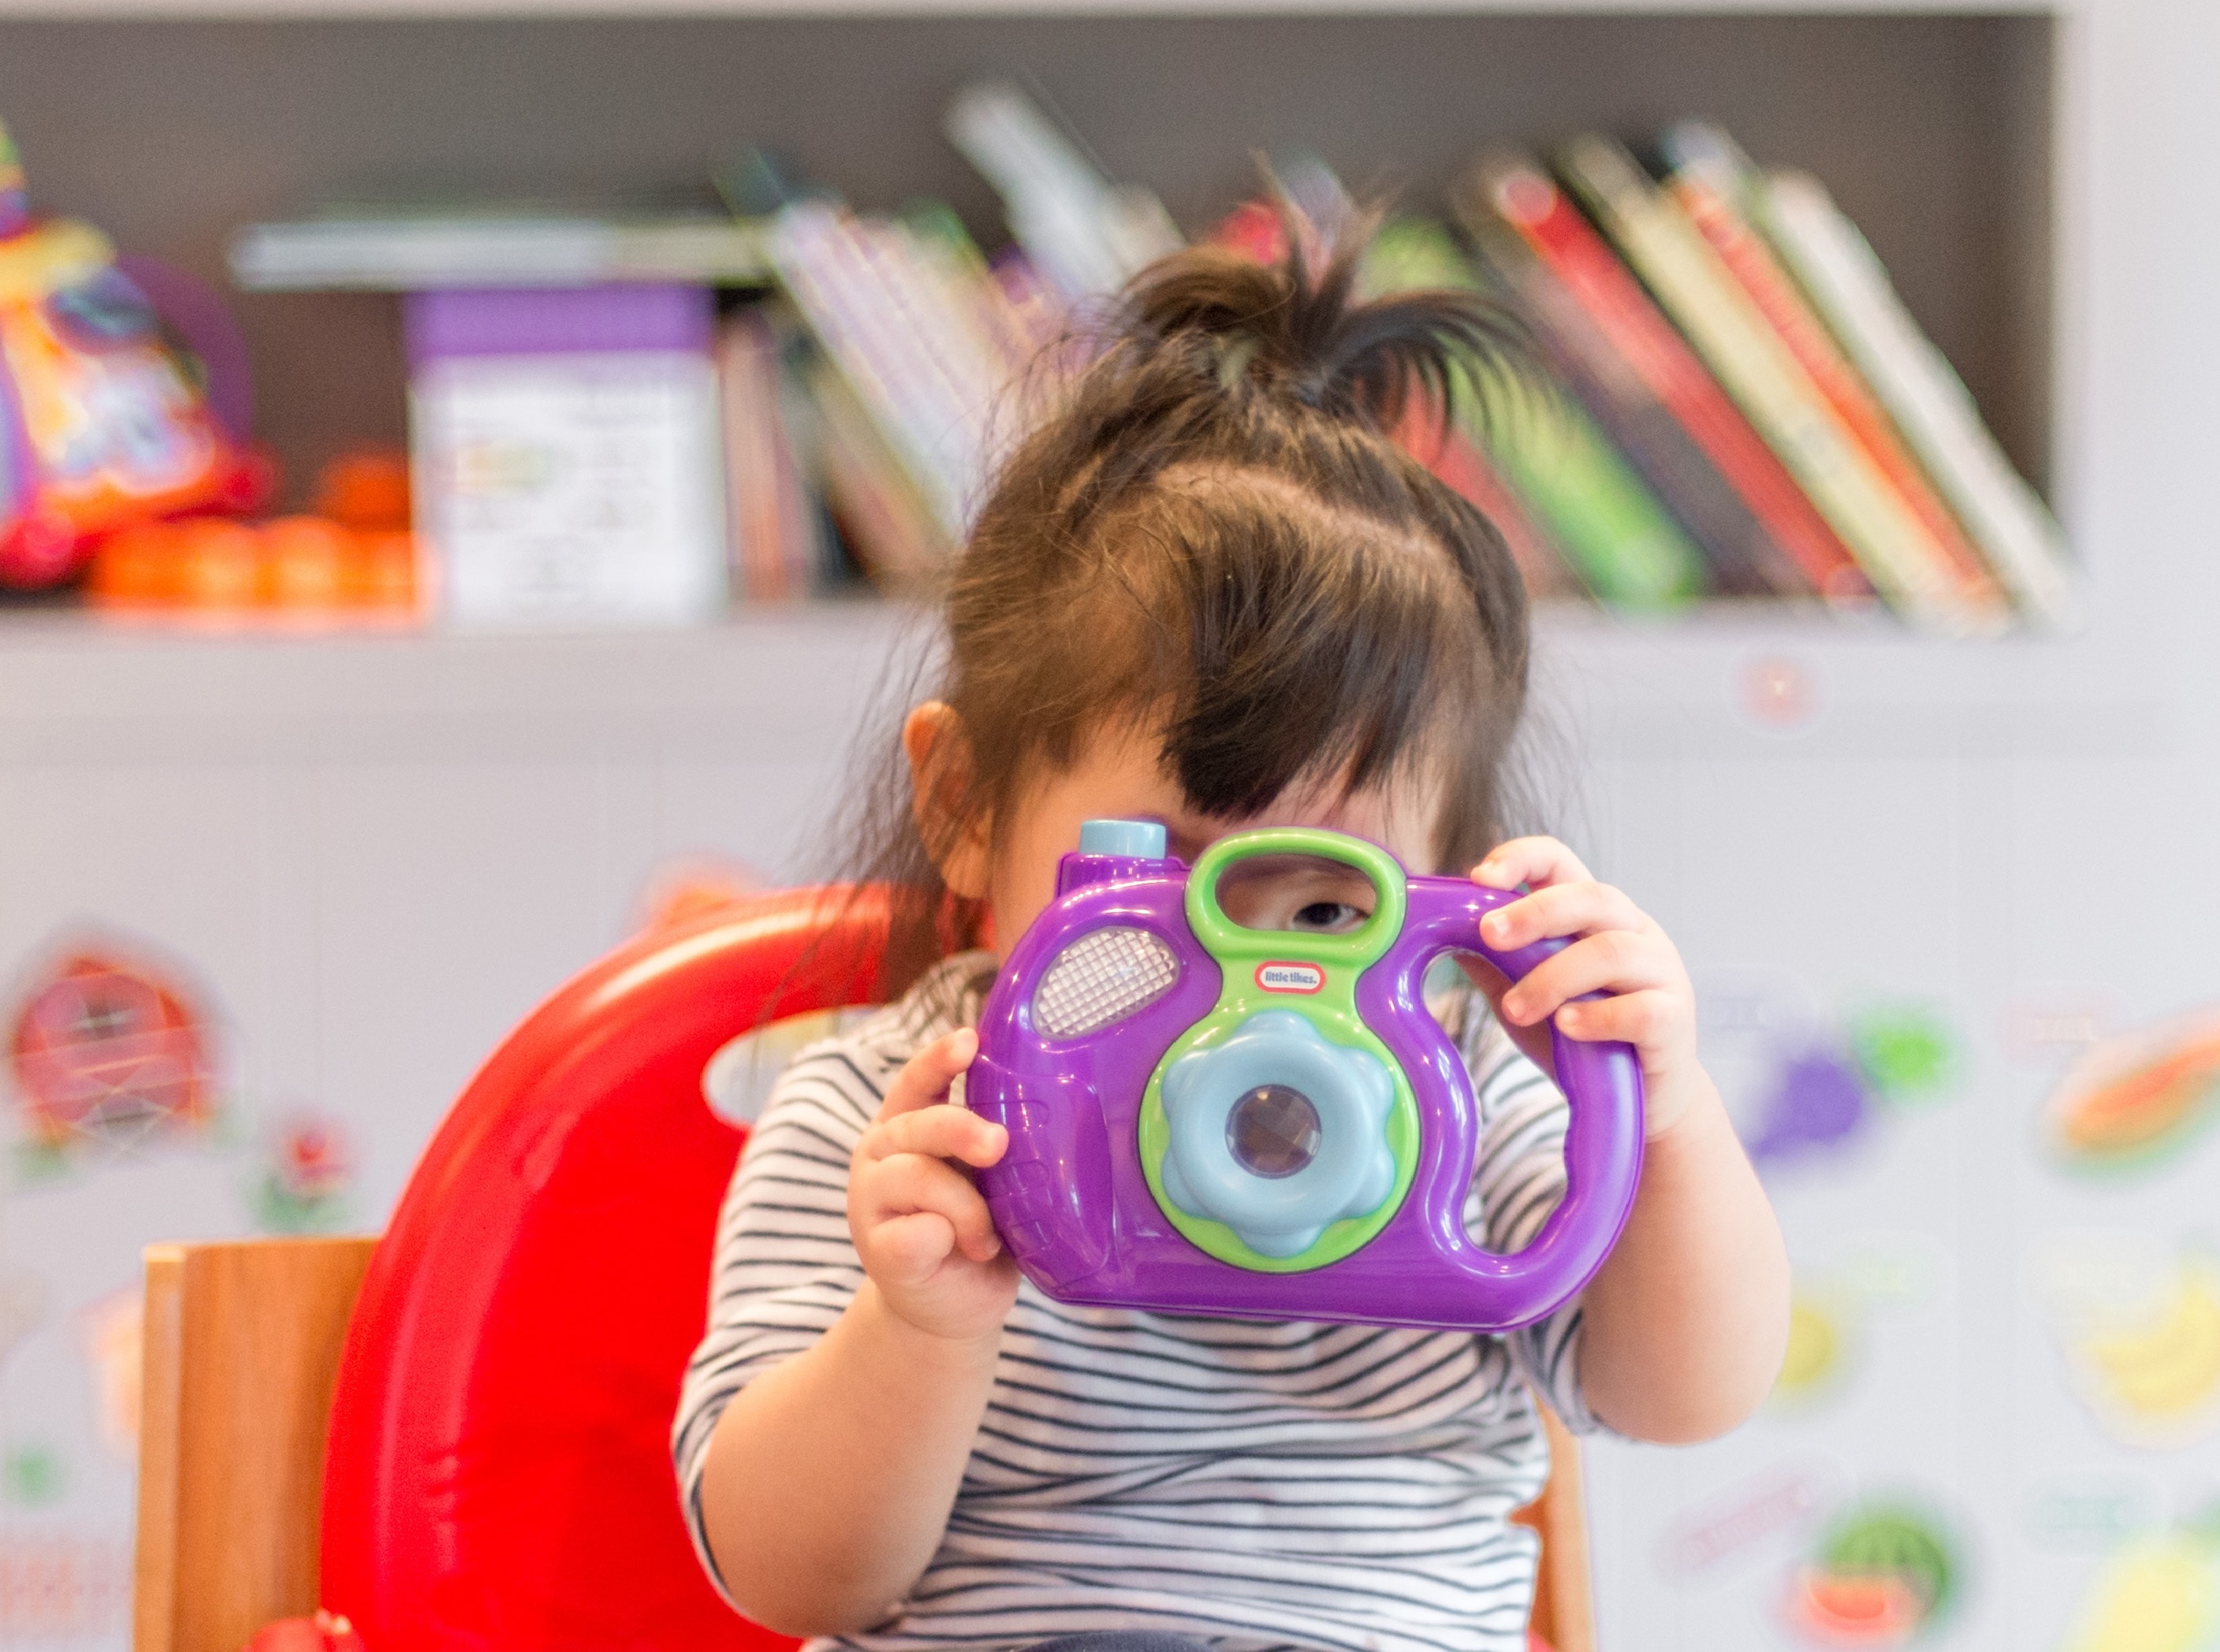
left=1032, top=927, right=1180, bottom=1040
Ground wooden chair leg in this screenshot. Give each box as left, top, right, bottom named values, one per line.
left=135, top=1237, right=377, bottom=1652
left=1516, top=1403, right=1595, bottom=1652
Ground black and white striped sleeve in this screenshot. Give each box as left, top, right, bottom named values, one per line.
left=669, top=1036, right=898, bottom=1587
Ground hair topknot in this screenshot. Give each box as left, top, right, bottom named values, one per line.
left=1115, top=196, right=1529, bottom=434
left=840, top=193, right=1540, bottom=993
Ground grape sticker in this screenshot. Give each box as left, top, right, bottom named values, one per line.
left=1700, top=974, right=1961, bottom=1174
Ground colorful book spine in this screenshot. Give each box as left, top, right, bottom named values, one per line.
left=1362, top=217, right=1703, bottom=612
left=1454, top=154, right=1808, bottom=601
left=770, top=202, right=1004, bottom=542
left=1479, top=378, right=1708, bottom=612
left=1758, top=169, right=2081, bottom=631
left=717, top=309, right=826, bottom=602
left=804, top=355, right=950, bottom=591
left=1397, top=399, right=1589, bottom=604
left=1465, top=150, right=1871, bottom=608
left=1556, top=134, right=1976, bottom=629
left=1659, top=125, right=2010, bottom=627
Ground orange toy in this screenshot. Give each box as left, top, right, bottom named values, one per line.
left=86, top=451, right=425, bottom=625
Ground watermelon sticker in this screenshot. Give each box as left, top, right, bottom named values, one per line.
left=1782, top=1498, right=1961, bottom=1646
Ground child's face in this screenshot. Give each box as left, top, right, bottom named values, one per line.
left=979, top=716, right=1440, bottom=954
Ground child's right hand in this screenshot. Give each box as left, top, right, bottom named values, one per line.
left=848, top=1028, right=1020, bottom=1343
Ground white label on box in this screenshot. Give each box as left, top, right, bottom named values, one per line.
left=412, top=350, right=728, bottom=629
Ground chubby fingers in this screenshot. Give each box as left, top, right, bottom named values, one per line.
left=1471, top=835, right=1594, bottom=894
left=860, top=1100, right=1008, bottom=1172
left=1496, top=925, right=1684, bottom=1035
left=1479, top=878, right=1648, bottom=954
left=877, top=1027, right=978, bottom=1119
left=854, top=1152, right=1005, bottom=1271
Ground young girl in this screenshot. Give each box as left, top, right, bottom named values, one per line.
left=673, top=213, right=1790, bottom=1652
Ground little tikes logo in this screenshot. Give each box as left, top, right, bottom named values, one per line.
left=1255, top=962, right=1324, bottom=995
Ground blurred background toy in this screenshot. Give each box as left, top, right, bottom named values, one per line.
left=0, top=116, right=269, bottom=590
left=86, top=446, right=423, bottom=626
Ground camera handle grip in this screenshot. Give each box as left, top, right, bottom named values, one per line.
left=1376, top=878, right=1646, bottom=1326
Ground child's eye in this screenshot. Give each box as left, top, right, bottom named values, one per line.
left=1291, top=901, right=1367, bottom=933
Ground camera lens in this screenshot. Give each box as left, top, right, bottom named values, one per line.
left=1226, top=1084, right=1322, bottom=1178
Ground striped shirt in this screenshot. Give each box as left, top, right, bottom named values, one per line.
left=674, top=953, right=1603, bottom=1652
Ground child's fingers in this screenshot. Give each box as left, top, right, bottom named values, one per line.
left=1551, top=988, right=1680, bottom=1048
left=1471, top=835, right=1592, bottom=893
left=1498, top=930, right=1678, bottom=1028
left=861, top=1103, right=1008, bottom=1170
left=866, top=1211, right=963, bottom=1286
left=1479, top=880, right=1648, bottom=952
left=858, top=1153, right=1004, bottom=1263
left=876, top=1028, right=979, bottom=1120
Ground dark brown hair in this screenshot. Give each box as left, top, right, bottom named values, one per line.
left=842, top=203, right=1536, bottom=992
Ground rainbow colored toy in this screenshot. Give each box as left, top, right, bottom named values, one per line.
left=0, top=118, right=260, bottom=587
left=970, top=820, right=1645, bottom=1331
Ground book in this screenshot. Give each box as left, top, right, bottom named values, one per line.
left=1458, top=149, right=1871, bottom=609
left=1555, top=133, right=1977, bottom=629
left=229, top=211, right=769, bottom=292
left=1757, top=167, right=2081, bottom=631
left=1453, top=154, right=1811, bottom=601
left=1397, top=397, right=1591, bottom=605
left=1208, top=195, right=1587, bottom=605
left=803, top=355, right=950, bottom=592
left=1364, top=218, right=1705, bottom=613
left=717, top=307, right=828, bottom=601
left=1481, top=378, right=1710, bottom=612
left=405, top=285, right=728, bottom=631
left=945, top=80, right=1183, bottom=303
left=768, top=200, right=1011, bottom=542
left=1658, top=124, right=2010, bottom=627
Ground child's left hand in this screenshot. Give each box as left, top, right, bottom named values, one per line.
left=1463, top=835, right=1706, bottom=1142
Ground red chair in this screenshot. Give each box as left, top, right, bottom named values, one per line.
left=132, top=886, right=1589, bottom=1652
left=319, top=886, right=884, bottom=1650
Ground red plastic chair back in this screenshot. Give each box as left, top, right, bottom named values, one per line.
left=320, top=887, right=888, bottom=1650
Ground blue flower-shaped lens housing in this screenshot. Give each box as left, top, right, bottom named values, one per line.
left=1158, top=1010, right=1399, bottom=1258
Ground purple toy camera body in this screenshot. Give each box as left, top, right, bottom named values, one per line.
left=969, top=821, right=1645, bottom=1333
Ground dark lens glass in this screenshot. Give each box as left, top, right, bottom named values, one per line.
left=1227, top=1084, right=1322, bottom=1178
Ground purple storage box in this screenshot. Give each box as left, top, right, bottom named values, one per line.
left=404, top=283, right=714, bottom=363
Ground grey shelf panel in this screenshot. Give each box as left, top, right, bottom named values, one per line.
left=0, top=603, right=2161, bottom=768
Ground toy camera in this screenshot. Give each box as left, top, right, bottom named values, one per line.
left=970, top=820, right=1645, bottom=1332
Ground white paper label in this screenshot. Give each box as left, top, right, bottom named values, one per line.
left=412, top=350, right=727, bottom=629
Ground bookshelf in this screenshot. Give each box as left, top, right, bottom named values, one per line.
left=0, top=8, right=2057, bottom=532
